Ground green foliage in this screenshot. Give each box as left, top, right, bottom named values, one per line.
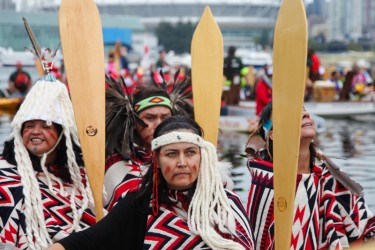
left=308, top=38, right=327, bottom=51
left=155, top=21, right=196, bottom=54
left=347, top=42, right=363, bottom=51
left=254, top=30, right=272, bottom=48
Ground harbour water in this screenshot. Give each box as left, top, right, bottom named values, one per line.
left=1, top=66, right=375, bottom=212
left=218, top=116, right=375, bottom=212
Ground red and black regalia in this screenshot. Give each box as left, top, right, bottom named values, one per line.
left=103, top=145, right=150, bottom=211
left=0, top=159, right=95, bottom=249
left=104, top=71, right=194, bottom=211
left=59, top=189, right=254, bottom=250
left=247, top=158, right=375, bottom=250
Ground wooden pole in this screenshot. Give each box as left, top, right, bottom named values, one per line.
left=59, top=0, right=105, bottom=220
left=272, top=0, right=307, bottom=249
left=191, top=6, right=223, bottom=146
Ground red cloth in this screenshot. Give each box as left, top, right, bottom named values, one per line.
left=310, top=54, right=320, bottom=73
left=255, top=78, right=272, bottom=115
left=247, top=159, right=375, bottom=250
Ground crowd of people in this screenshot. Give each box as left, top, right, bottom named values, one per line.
left=1, top=38, right=375, bottom=249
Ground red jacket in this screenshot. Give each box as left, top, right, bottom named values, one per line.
left=255, top=77, right=272, bottom=115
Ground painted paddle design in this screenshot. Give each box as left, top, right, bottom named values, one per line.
left=191, top=6, right=223, bottom=146
left=272, top=0, right=307, bottom=249
left=59, top=0, right=105, bottom=220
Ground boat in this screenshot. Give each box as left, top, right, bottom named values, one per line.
left=236, top=100, right=375, bottom=118
left=0, top=97, right=22, bottom=113
left=0, top=47, right=36, bottom=67
left=219, top=116, right=259, bottom=133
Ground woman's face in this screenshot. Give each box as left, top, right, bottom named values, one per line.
left=301, top=110, right=316, bottom=139
left=22, top=120, right=59, bottom=158
left=158, top=141, right=201, bottom=190
left=135, top=106, right=172, bottom=148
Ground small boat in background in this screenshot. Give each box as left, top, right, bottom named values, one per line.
left=0, top=97, right=22, bottom=114
left=219, top=116, right=259, bottom=133
left=237, top=100, right=375, bottom=118
left=220, top=107, right=326, bottom=134
left=0, top=47, right=36, bottom=67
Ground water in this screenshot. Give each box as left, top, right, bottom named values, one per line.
left=1, top=66, right=375, bottom=212
left=218, top=116, right=375, bottom=212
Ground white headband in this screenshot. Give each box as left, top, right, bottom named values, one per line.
left=151, top=131, right=206, bottom=150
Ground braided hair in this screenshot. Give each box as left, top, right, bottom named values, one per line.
left=138, top=116, right=244, bottom=250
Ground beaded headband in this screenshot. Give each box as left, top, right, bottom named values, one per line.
left=151, top=131, right=206, bottom=151
left=133, top=96, right=172, bottom=113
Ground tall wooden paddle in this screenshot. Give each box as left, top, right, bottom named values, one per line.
left=272, top=0, right=307, bottom=249
left=191, top=6, right=223, bottom=146
left=59, top=0, right=105, bottom=220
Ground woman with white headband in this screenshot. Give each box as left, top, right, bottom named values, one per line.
left=48, top=116, right=254, bottom=250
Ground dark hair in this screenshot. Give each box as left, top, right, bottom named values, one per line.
left=131, top=85, right=172, bottom=151
left=132, top=85, right=170, bottom=106
left=258, top=101, right=273, bottom=141
left=257, top=101, right=317, bottom=169
left=154, top=115, right=203, bottom=138
left=1, top=123, right=83, bottom=183
left=136, top=116, right=204, bottom=212
left=228, top=46, right=236, bottom=57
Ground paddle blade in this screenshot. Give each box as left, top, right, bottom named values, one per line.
left=272, top=0, right=307, bottom=249
left=191, top=6, right=223, bottom=146
left=59, top=0, right=105, bottom=220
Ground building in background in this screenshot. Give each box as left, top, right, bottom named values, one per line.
left=0, top=0, right=15, bottom=11
left=306, top=0, right=374, bottom=48
left=38, top=0, right=280, bottom=52
left=327, top=0, right=363, bottom=42
left=3, top=0, right=374, bottom=52
left=0, top=11, right=143, bottom=50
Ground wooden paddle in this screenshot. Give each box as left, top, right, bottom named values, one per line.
left=272, top=0, right=307, bottom=249
left=191, top=6, right=223, bottom=146
left=59, top=0, right=105, bottom=220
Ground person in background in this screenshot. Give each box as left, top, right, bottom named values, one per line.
left=223, top=46, right=247, bottom=105
left=307, top=48, right=321, bottom=82
left=8, top=61, right=32, bottom=98
left=0, top=73, right=95, bottom=250
left=245, top=101, right=375, bottom=249
left=104, top=71, right=193, bottom=210
left=105, top=50, right=119, bottom=80
left=47, top=116, right=255, bottom=250
left=155, top=49, right=169, bottom=71
left=255, top=64, right=272, bottom=116
left=351, top=61, right=373, bottom=99
left=119, top=46, right=129, bottom=72
left=306, top=49, right=321, bottom=100
left=329, top=70, right=343, bottom=100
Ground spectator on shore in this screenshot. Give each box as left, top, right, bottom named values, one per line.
left=8, top=61, right=32, bottom=98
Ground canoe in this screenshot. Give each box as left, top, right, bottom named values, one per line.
left=236, top=101, right=375, bottom=117
left=219, top=116, right=259, bottom=133
left=0, top=98, right=22, bottom=112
